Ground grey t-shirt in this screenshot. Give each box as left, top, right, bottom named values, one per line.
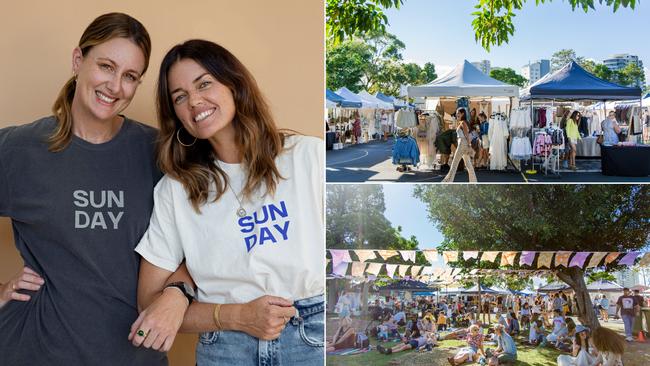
left=0, top=116, right=166, bottom=365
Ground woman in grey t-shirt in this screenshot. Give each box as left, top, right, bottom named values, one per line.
left=601, top=111, right=621, bottom=146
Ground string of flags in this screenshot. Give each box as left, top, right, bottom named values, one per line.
left=327, top=249, right=650, bottom=280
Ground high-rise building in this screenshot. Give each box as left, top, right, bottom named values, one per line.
left=603, top=54, right=645, bottom=87
left=614, top=268, right=640, bottom=288
left=521, top=60, right=550, bottom=85
left=471, top=60, right=491, bottom=75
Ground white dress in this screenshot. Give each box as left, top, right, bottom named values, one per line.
left=488, top=116, right=509, bottom=170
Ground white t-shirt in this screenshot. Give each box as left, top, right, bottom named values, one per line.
left=135, top=135, right=324, bottom=304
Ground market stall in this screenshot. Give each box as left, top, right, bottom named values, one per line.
left=520, top=61, right=645, bottom=176
left=326, top=89, right=362, bottom=149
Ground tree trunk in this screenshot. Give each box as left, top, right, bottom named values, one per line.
left=327, top=278, right=339, bottom=312
left=361, top=280, right=370, bottom=316
left=556, top=267, right=600, bottom=330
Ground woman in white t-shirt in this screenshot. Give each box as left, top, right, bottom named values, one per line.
left=128, top=39, right=324, bottom=365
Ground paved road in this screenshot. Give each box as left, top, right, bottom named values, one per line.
left=326, top=139, right=650, bottom=183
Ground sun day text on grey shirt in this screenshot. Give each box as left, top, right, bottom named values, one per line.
left=73, top=190, right=124, bottom=229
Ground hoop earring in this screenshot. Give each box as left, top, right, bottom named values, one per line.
left=176, top=128, right=197, bottom=147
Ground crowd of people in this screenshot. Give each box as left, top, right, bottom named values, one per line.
left=327, top=288, right=647, bottom=365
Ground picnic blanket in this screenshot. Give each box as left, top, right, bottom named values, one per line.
left=326, top=347, right=370, bottom=355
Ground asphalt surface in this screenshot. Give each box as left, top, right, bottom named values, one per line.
left=326, top=139, right=650, bottom=183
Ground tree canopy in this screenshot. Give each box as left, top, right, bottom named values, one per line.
left=490, top=68, right=528, bottom=87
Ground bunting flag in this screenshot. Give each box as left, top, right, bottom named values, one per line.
left=463, top=251, right=479, bottom=260
left=330, top=249, right=352, bottom=268
left=365, top=262, right=383, bottom=276
left=398, top=265, right=411, bottom=277
left=587, top=252, right=608, bottom=268
left=537, top=252, right=554, bottom=268
left=443, top=251, right=459, bottom=264
left=377, top=250, right=398, bottom=260
left=605, top=252, right=621, bottom=265
left=639, top=253, right=650, bottom=267
left=355, top=250, right=377, bottom=262
left=367, top=275, right=377, bottom=281
left=421, top=267, right=434, bottom=276
left=569, top=252, right=590, bottom=268
left=351, top=262, right=367, bottom=277
left=520, top=251, right=536, bottom=266
left=554, top=251, right=572, bottom=267
left=481, top=251, right=499, bottom=263
left=500, top=251, right=518, bottom=266
left=432, top=268, right=444, bottom=278
left=332, top=261, right=349, bottom=276
left=411, top=266, right=423, bottom=276
left=618, top=252, right=640, bottom=266
left=385, top=264, right=398, bottom=278
left=470, top=269, right=479, bottom=275
left=423, top=250, right=438, bottom=265
left=400, top=251, right=416, bottom=262
left=450, top=268, right=461, bottom=277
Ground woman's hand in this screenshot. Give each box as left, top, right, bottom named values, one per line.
left=0, top=267, right=44, bottom=307
left=229, top=295, right=297, bottom=341
left=128, top=288, right=189, bottom=352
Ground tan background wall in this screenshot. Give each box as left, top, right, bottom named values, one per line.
left=0, top=1, right=324, bottom=365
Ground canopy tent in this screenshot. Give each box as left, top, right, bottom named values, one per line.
left=460, top=284, right=505, bottom=295
left=326, top=98, right=337, bottom=108
left=357, top=90, right=394, bottom=109
left=586, top=280, right=623, bottom=292
left=520, top=61, right=642, bottom=101
left=376, top=92, right=408, bottom=108
left=537, top=282, right=570, bottom=293
left=378, top=279, right=435, bottom=292
left=326, top=88, right=362, bottom=108
left=408, top=60, right=519, bottom=98
left=336, top=87, right=379, bottom=109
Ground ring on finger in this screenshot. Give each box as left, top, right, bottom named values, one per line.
left=137, top=329, right=149, bottom=338
left=11, top=283, right=16, bottom=291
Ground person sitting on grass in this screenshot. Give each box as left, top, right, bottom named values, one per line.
left=326, top=316, right=357, bottom=352
left=497, top=311, right=509, bottom=331
left=507, top=311, right=520, bottom=336
left=520, top=303, right=531, bottom=330
left=420, top=314, right=436, bottom=335
left=485, top=324, right=518, bottom=365
left=377, top=313, right=399, bottom=341
left=556, top=325, right=598, bottom=366
left=447, top=324, right=485, bottom=365
left=592, top=326, right=625, bottom=366
left=526, top=319, right=546, bottom=346
left=377, top=323, right=427, bottom=355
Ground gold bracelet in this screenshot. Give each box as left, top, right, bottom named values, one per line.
left=213, top=304, right=222, bottom=330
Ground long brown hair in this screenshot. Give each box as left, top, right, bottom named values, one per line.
left=49, top=13, right=151, bottom=152
left=592, top=326, right=625, bottom=354
left=156, top=39, right=285, bottom=211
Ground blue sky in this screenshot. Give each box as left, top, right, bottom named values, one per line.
left=383, top=0, right=649, bottom=77
left=382, top=184, right=444, bottom=250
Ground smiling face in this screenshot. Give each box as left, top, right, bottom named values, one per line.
left=71, top=37, right=145, bottom=123
left=167, top=58, right=236, bottom=141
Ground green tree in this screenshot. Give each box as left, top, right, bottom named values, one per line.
left=593, top=63, right=614, bottom=82
left=326, top=39, right=373, bottom=92
left=615, top=62, right=645, bottom=87
left=490, top=68, right=527, bottom=87
left=551, top=49, right=584, bottom=72
left=423, top=62, right=438, bottom=83
left=586, top=271, right=616, bottom=284
left=326, top=0, right=404, bottom=44
left=413, top=185, right=650, bottom=329
left=471, top=0, right=636, bottom=51
left=580, top=59, right=598, bottom=74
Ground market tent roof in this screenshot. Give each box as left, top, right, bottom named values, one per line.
left=358, top=90, right=394, bottom=109
left=376, top=92, right=407, bottom=108
left=460, top=285, right=505, bottom=295
left=326, top=88, right=362, bottom=108
left=537, top=282, right=570, bottom=293
left=326, top=98, right=338, bottom=108
left=586, top=280, right=623, bottom=292
left=520, top=61, right=642, bottom=101
left=378, top=279, right=435, bottom=291
left=407, top=60, right=519, bottom=98
left=336, top=87, right=378, bottom=109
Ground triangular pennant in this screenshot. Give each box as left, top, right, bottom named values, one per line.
left=639, top=253, right=650, bottom=267
left=398, top=265, right=411, bottom=278
left=481, top=251, right=499, bottom=263
left=463, top=251, right=479, bottom=260
left=329, top=249, right=352, bottom=268
left=520, top=251, right=536, bottom=266
left=587, top=252, right=608, bottom=268
left=423, top=250, right=439, bottom=265
left=537, top=252, right=554, bottom=268
left=500, top=251, right=518, bottom=266
left=443, top=251, right=459, bottom=264
left=399, top=251, right=416, bottom=262
left=385, top=264, right=398, bottom=278
left=618, top=252, right=641, bottom=266
left=377, top=250, right=398, bottom=260
left=332, top=262, right=348, bottom=276
left=569, top=252, right=590, bottom=268
left=470, top=269, right=479, bottom=275
left=365, top=263, right=383, bottom=276
left=421, top=267, right=433, bottom=276
left=554, top=251, right=572, bottom=267
left=351, top=262, right=367, bottom=277
left=605, top=252, right=621, bottom=265
left=411, top=266, right=423, bottom=276
left=355, top=250, right=377, bottom=262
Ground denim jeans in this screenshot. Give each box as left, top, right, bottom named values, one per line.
left=622, top=314, right=634, bottom=338
left=196, top=294, right=324, bottom=365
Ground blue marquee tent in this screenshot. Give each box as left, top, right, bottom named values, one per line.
left=326, top=88, right=362, bottom=108
left=520, top=61, right=642, bottom=101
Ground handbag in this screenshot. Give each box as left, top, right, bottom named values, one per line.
left=596, top=134, right=604, bottom=145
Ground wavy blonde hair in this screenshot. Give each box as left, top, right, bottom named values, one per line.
left=49, top=13, right=151, bottom=152
left=156, top=39, right=287, bottom=211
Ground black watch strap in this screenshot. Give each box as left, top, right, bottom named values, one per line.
left=165, top=282, right=195, bottom=305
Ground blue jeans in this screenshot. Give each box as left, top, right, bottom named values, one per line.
left=196, top=294, right=324, bottom=365
left=622, top=314, right=635, bottom=338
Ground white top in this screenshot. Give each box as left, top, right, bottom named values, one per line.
left=135, top=135, right=324, bottom=303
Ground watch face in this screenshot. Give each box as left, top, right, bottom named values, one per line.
left=182, top=283, right=196, bottom=298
